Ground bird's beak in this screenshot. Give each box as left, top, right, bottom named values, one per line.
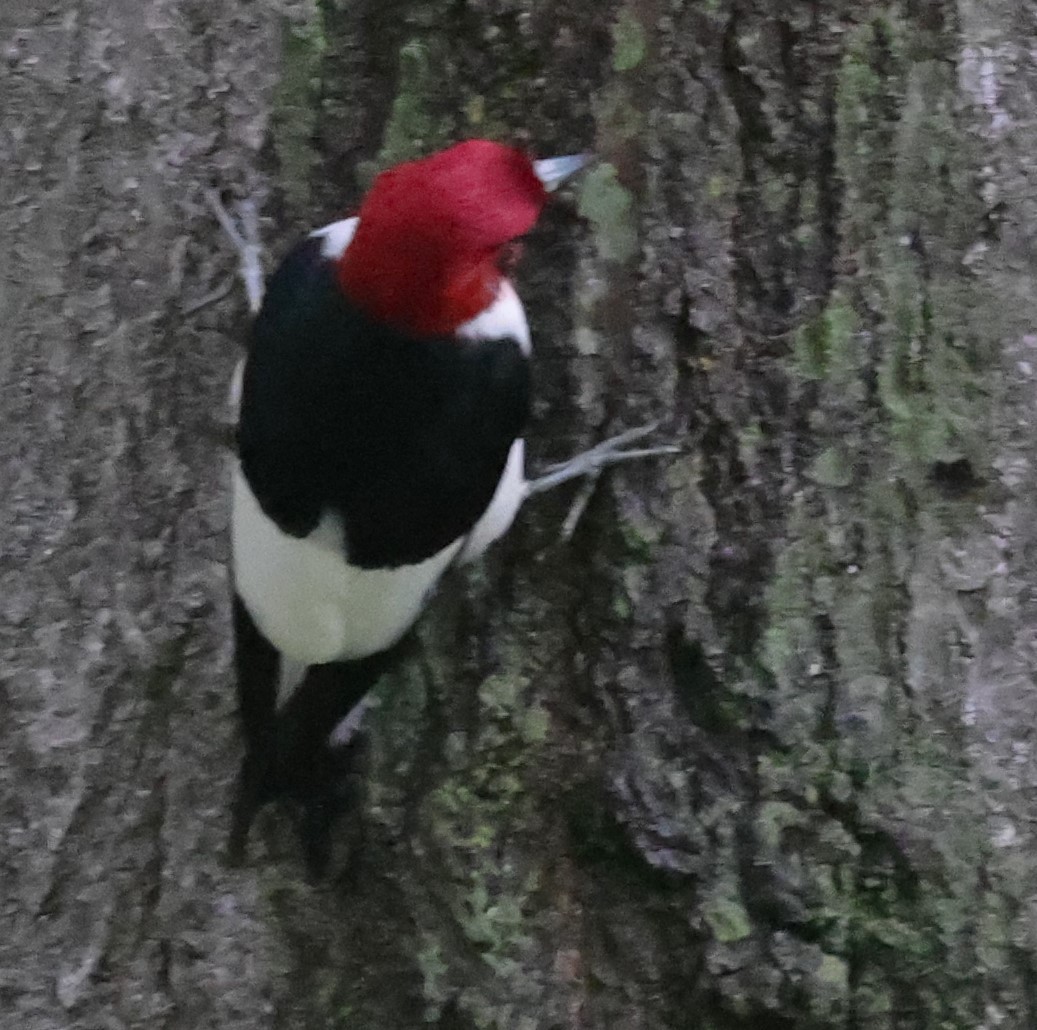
left=533, top=154, right=590, bottom=192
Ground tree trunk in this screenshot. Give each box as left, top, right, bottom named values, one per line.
left=4, top=0, right=1036, bottom=1027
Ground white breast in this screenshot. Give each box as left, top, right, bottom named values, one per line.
left=232, top=467, right=463, bottom=664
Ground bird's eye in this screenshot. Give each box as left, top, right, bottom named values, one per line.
left=497, top=240, right=525, bottom=274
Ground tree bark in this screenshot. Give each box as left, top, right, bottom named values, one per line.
left=4, top=0, right=1036, bottom=1027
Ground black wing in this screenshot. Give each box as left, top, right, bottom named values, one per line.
left=237, top=236, right=531, bottom=569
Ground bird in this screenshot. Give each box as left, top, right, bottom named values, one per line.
left=210, top=140, right=677, bottom=873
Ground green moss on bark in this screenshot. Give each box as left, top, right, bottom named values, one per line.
left=272, top=0, right=326, bottom=207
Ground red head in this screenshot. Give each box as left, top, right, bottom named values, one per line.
left=338, top=140, right=550, bottom=337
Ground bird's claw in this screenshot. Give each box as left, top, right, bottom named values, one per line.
left=204, top=188, right=265, bottom=316
left=538, top=421, right=663, bottom=475
left=526, top=421, right=681, bottom=498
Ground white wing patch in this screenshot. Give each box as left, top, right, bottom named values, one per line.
left=232, top=466, right=463, bottom=665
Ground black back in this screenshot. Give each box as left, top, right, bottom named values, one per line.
left=238, top=236, right=531, bottom=570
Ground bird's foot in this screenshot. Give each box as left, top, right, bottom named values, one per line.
left=204, top=188, right=265, bottom=316
left=526, top=422, right=681, bottom=538
left=525, top=422, right=681, bottom=498
left=525, top=422, right=680, bottom=538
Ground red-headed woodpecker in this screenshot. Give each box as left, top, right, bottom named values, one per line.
left=216, top=140, right=675, bottom=872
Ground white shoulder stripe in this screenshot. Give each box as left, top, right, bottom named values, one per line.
left=311, top=216, right=360, bottom=259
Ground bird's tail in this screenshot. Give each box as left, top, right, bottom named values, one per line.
left=229, top=627, right=402, bottom=874
left=275, top=652, right=392, bottom=798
